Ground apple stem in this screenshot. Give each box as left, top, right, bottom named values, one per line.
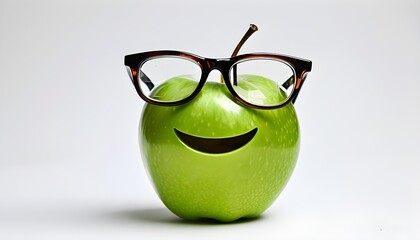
left=220, top=24, right=258, bottom=83
left=231, top=24, right=258, bottom=58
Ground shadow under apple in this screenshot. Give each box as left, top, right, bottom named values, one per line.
left=103, top=207, right=263, bottom=225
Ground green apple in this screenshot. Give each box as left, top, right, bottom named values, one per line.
left=140, top=75, right=300, bottom=222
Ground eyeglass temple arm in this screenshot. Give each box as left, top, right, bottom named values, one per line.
left=282, top=76, right=294, bottom=90
left=139, top=70, right=155, bottom=90
left=290, top=72, right=309, bottom=104
left=127, top=66, right=155, bottom=91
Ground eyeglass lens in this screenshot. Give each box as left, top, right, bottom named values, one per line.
left=138, top=56, right=202, bottom=102
left=229, top=58, right=295, bottom=107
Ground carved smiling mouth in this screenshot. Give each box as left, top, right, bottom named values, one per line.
left=174, top=128, right=258, bottom=154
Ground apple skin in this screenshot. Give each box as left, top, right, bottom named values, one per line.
left=139, top=75, right=300, bottom=222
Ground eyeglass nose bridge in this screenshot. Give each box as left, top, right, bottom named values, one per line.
left=202, top=57, right=231, bottom=70
left=200, top=58, right=232, bottom=83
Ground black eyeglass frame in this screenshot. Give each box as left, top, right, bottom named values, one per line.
left=125, top=50, right=312, bottom=110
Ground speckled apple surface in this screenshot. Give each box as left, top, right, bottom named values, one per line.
left=140, top=76, right=300, bottom=222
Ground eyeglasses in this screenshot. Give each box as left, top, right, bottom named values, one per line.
left=124, top=25, right=312, bottom=110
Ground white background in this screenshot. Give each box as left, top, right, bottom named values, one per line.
left=1, top=0, right=419, bottom=239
